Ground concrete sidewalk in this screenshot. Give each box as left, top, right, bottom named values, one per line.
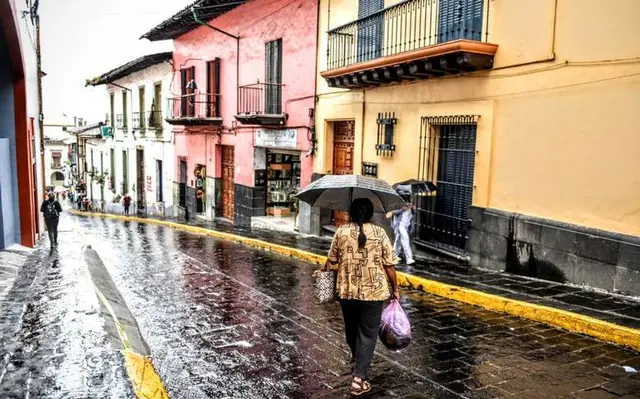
left=70, top=209, right=640, bottom=351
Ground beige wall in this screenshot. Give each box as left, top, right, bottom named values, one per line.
left=314, top=0, right=640, bottom=236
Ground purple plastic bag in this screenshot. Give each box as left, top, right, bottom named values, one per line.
left=379, top=299, right=412, bottom=351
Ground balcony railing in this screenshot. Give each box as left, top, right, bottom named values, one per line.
left=147, top=110, right=163, bottom=129
left=323, top=0, right=496, bottom=88
left=132, top=112, right=145, bottom=130
left=115, top=114, right=126, bottom=129
left=235, top=82, right=286, bottom=126
left=166, top=93, right=221, bottom=126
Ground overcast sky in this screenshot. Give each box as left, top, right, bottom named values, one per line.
left=40, top=0, right=192, bottom=123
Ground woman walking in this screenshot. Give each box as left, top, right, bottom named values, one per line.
left=323, top=198, right=400, bottom=396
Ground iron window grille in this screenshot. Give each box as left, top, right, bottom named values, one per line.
left=362, top=162, right=378, bottom=177
left=416, top=115, right=479, bottom=255
left=375, top=112, right=397, bottom=156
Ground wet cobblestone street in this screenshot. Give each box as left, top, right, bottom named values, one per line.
left=1, top=213, right=639, bottom=398
left=0, top=219, right=131, bottom=398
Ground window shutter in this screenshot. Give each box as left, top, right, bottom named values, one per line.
left=265, top=39, right=283, bottom=114
left=180, top=69, right=187, bottom=116
left=206, top=61, right=212, bottom=117
left=214, top=58, right=221, bottom=117
left=438, top=0, right=484, bottom=43
left=358, top=0, right=383, bottom=18
left=357, top=0, right=384, bottom=62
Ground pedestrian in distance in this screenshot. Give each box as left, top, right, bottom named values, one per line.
left=387, top=196, right=415, bottom=265
left=122, top=193, right=132, bottom=215
left=322, top=198, right=400, bottom=396
left=40, top=192, right=62, bottom=248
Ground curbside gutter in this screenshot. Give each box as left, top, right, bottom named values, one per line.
left=83, top=238, right=168, bottom=399
left=71, top=210, right=640, bottom=352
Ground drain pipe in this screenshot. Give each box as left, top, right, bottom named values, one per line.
left=191, top=7, right=240, bottom=111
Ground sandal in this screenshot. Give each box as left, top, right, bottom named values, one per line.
left=350, top=377, right=371, bottom=396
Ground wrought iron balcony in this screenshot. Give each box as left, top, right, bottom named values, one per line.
left=132, top=112, right=145, bottom=130
left=235, top=82, right=287, bottom=126
left=147, top=110, right=163, bottom=130
left=115, top=114, right=126, bottom=129
left=322, top=0, right=498, bottom=88
left=166, top=93, right=222, bottom=126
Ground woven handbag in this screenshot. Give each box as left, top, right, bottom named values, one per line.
left=313, top=269, right=338, bottom=304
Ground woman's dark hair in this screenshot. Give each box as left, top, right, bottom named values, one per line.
left=349, top=198, right=374, bottom=249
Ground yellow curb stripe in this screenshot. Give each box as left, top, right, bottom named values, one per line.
left=93, top=268, right=169, bottom=398
left=124, top=350, right=169, bottom=399
left=73, top=210, right=640, bottom=351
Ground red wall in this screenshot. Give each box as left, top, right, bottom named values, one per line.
left=1, top=0, right=37, bottom=247
left=171, top=0, right=318, bottom=188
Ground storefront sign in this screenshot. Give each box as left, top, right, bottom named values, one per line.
left=255, top=129, right=297, bottom=149
left=146, top=175, right=153, bottom=192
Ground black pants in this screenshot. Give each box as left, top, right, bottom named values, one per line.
left=340, top=299, right=384, bottom=379
left=124, top=205, right=130, bottom=215
left=44, top=217, right=59, bottom=245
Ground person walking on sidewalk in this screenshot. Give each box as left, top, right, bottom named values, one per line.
left=122, top=194, right=132, bottom=215
left=387, top=197, right=415, bottom=265
left=40, top=192, right=62, bottom=248
left=323, top=198, right=399, bottom=396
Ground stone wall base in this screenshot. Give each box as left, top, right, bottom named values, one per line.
left=468, top=206, right=640, bottom=295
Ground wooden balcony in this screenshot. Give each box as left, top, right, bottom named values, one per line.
left=235, top=82, right=287, bottom=126
left=166, top=93, right=222, bottom=126
left=321, top=0, right=498, bottom=89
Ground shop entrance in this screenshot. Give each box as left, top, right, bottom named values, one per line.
left=195, top=164, right=206, bottom=214
left=332, top=120, right=355, bottom=226
left=265, top=150, right=301, bottom=218
left=221, top=146, right=234, bottom=220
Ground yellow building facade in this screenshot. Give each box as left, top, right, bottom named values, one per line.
left=307, top=0, right=640, bottom=294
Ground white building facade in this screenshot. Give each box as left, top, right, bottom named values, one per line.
left=43, top=115, right=76, bottom=192
left=88, top=52, right=174, bottom=217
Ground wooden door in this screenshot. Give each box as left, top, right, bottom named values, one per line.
left=221, top=146, right=235, bottom=219
left=332, top=121, right=355, bottom=226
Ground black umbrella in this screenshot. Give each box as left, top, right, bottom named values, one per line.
left=296, top=175, right=406, bottom=213
left=393, top=179, right=437, bottom=196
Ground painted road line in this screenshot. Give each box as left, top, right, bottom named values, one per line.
left=71, top=210, right=640, bottom=351
left=72, top=221, right=169, bottom=399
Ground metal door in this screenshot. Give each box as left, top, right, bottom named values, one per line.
left=332, top=121, right=355, bottom=226
left=417, top=116, right=478, bottom=253
left=221, top=146, right=235, bottom=220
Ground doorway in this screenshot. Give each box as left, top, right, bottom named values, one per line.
left=417, top=117, right=478, bottom=254
left=221, top=146, right=234, bottom=219
left=332, top=120, right=355, bottom=226
left=136, top=148, right=145, bottom=211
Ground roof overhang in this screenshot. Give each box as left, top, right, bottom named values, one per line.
left=140, top=0, right=248, bottom=41
left=86, top=52, right=173, bottom=86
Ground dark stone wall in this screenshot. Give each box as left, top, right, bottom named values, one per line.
left=213, top=177, right=222, bottom=218
left=233, top=183, right=266, bottom=226
left=468, top=206, right=640, bottom=295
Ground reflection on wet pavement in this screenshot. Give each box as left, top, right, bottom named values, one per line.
left=2, top=213, right=639, bottom=398
left=0, top=217, right=131, bottom=398
left=77, top=216, right=640, bottom=398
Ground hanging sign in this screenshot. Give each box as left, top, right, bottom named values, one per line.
left=255, top=129, right=297, bottom=149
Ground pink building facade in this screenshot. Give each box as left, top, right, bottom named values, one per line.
left=143, top=0, right=318, bottom=224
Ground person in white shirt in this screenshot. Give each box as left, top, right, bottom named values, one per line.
left=387, top=197, right=415, bottom=265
